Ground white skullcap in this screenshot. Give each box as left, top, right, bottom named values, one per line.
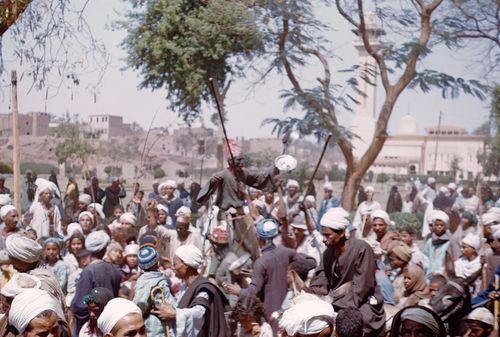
left=482, top=212, right=499, bottom=226
left=462, top=233, right=481, bottom=252
left=305, top=195, right=316, bottom=204
left=5, top=234, right=43, bottom=263
left=78, top=193, right=92, bottom=205
left=320, top=207, right=350, bottom=231
left=175, top=244, right=203, bottom=269
left=290, top=214, right=307, bottom=231
left=1, top=273, right=42, bottom=298
left=427, top=177, right=436, bottom=184
left=0, top=205, right=16, bottom=219
left=447, top=182, right=457, bottom=190
left=371, top=210, right=394, bottom=227
left=157, top=204, right=169, bottom=214
left=120, top=212, right=137, bottom=226
left=279, top=294, right=336, bottom=336
left=487, top=207, right=500, bottom=218
left=365, top=185, right=374, bottom=193
left=9, top=289, right=64, bottom=333
left=467, top=308, right=494, bottom=326
left=124, top=244, right=139, bottom=257
left=176, top=178, right=185, bottom=185
left=85, top=230, right=110, bottom=253
left=0, top=194, right=12, bottom=207
left=286, top=179, right=299, bottom=189
left=88, top=203, right=105, bottom=220
left=97, top=298, right=142, bottom=335
left=323, top=182, right=333, bottom=191
left=64, top=223, right=83, bottom=241
left=176, top=206, right=191, bottom=221
left=78, top=211, right=94, bottom=223
left=431, top=210, right=449, bottom=225
left=252, top=199, right=265, bottom=209
left=159, top=180, right=177, bottom=190
left=439, top=186, right=448, bottom=194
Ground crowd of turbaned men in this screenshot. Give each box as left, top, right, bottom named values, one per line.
left=0, top=140, right=498, bottom=337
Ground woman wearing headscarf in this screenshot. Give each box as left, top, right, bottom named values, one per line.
left=398, top=265, right=428, bottom=308
left=43, top=238, right=69, bottom=294
left=352, top=186, right=381, bottom=237
left=79, top=287, right=114, bottom=337
left=389, top=305, right=446, bottom=337
left=386, top=186, right=403, bottom=213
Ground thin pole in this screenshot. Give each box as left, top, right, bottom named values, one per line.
left=11, top=71, right=21, bottom=212
left=305, top=134, right=332, bottom=196
left=432, top=111, right=442, bottom=174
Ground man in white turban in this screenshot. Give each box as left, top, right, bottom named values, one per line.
left=0, top=194, right=12, bottom=208
left=310, top=207, right=386, bottom=336
left=158, top=179, right=184, bottom=226
left=151, top=244, right=229, bottom=337
left=352, top=186, right=382, bottom=237
left=25, top=179, right=62, bottom=239
left=318, top=181, right=340, bottom=226
left=454, top=233, right=482, bottom=280
left=5, top=234, right=43, bottom=272
left=9, top=289, right=66, bottom=335
left=98, top=298, right=145, bottom=337
left=0, top=205, right=21, bottom=250
left=119, top=212, right=137, bottom=228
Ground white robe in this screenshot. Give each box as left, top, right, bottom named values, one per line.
left=27, top=201, right=62, bottom=238
left=454, top=256, right=481, bottom=280
left=352, top=200, right=381, bottom=235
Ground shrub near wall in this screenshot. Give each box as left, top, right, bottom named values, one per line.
left=0, top=162, right=13, bottom=174
left=21, top=162, right=59, bottom=175
left=390, top=212, right=423, bottom=239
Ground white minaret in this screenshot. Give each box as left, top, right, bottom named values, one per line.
left=349, top=13, right=385, bottom=159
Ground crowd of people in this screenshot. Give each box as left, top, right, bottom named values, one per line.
left=0, top=144, right=498, bottom=337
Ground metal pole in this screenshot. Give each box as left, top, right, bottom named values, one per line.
left=432, top=111, right=442, bottom=175
left=11, top=71, right=21, bottom=212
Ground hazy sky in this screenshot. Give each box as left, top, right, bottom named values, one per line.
left=0, top=0, right=496, bottom=139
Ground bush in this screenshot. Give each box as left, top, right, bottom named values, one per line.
left=0, top=161, right=12, bottom=174
left=376, top=173, right=390, bottom=183
left=21, top=162, right=59, bottom=175
left=82, top=168, right=97, bottom=180
left=104, top=165, right=122, bottom=177
left=154, top=167, right=166, bottom=179
left=390, top=212, right=424, bottom=239
left=364, top=170, right=374, bottom=182
left=329, top=165, right=346, bottom=181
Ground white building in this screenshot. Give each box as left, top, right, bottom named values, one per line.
left=88, top=114, right=132, bottom=139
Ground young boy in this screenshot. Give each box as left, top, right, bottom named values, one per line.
left=133, top=246, right=176, bottom=337
left=399, top=226, right=424, bottom=267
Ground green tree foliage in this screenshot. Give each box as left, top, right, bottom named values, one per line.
left=153, top=167, right=166, bottom=179
left=0, top=161, right=13, bottom=174
left=376, top=173, right=390, bottom=184
left=121, top=0, right=263, bottom=123
left=478, top=86, right=500, bottom=177
left=51, top=113, right=94, bottom=165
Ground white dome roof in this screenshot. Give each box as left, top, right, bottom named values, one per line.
left=397, top=114, right=417, bottom=135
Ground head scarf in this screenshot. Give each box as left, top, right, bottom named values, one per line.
left=323, top=182, right=333, bottom=191
left=482, top=212, right=499, bottom=226
left=427, top=177, right=436, bottom=185
left=85, top=231, right=110, bottom=253
left=286, top=179, right=299, bottom=189
left=392, top=244, right=412, bottom=263
left=175, top=206, right=191, bottom=222
left=78, top=194, right=92, bottom=205
left=404, top=265, right=427, bottom=298
left=447, top=182, right=457, bottom=190
left=251, top=199, right=265, bottom=209
left=9, top=289, right=65, bottom=333
left=1, top=273, right=42, bottom=298
left=159, top=180, right=177, bottom=191
left=400, top=307, right=440, bottom=336
left=0, top=194, right=12, bottom=207
left=365, top=185, right=375, bottom=193
left=6, top=234, right=43, bottom=263
left=88, top=203, right=105, bottom=220
left=462, top=233, right=481, bottom=252
left=175, top=244, right=203, bottom=269
left=371, top=210, right=394, bottom=227
left=431, top=210, right=450, bottom=225
left=124, top=244, right=139, bottom=257
left=256, top=218, right=279, bottom=239
left=0, top=205, right=16, bottom=219
left=290, top=214, right=307, bottom=231
left=34, top=178, right=60, bottom=203
left=64, top=223, right=83, bottom=242
left=119, top=213, right=137, bottom=226
left=466, top=308, right=494, bottom=326
left=320, top=207, right=350, bottom=230
left=97, top=298, right=142, bottom=335
left=78, top=211, right=95, bottom=224
left=156, top=204, right=168, bottom=214
left=279, top=294, right=336, bottom=336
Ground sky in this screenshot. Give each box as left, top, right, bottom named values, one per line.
left=0, top=0, right=497, bottom=139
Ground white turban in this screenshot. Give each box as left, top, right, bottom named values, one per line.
left=78, top=193, right=92, bottom=205
left=176, top=206, right=191, bottom=221
left=365, top=185, right=374, bottom=193
left=400, top=307, right=440, bottom=335
left=462, top=233, right=481, bottom=252
left=119, top=212, right=137, bottom=226
left=305, top=195, right=316, bottom=204
left=439, top=186, right=448, bottom=194
left=320, top=207, right=350, bottom=230
left=85, top=230, right=110, bottom=253
left=6, top=234, right=43, bottom=263
left=88, top=203, right=105, bottom=220
left=157, top=204, right=169, bottom=214
left=493, top=228, right=500, bottom=240
left=159, top=180, right=177, bottom=190
left=467, top=308, right=494, bottom=326
left=97, top=298, right=142, bottom=335
left=34, top=179, right=60, bottom=203
left=1, top=273, right=42, bottom=298
left=64, top=223, right=83, bottom=241
left=482, top=212, right=499, bottom=226
left=124, top=244, right=139, bottom=257
left=431, top=210, right=449, bottom=225
left=447, top=182, right=457, bottom=190
left=487, top=206, right=500, bottom=218
left=323, top=182, right=333, bottom=191
left=0, top=205, right=16, bottom=219
left=427, top=177, right=436, bottom=185
left=78, top=211, right=95, bottom=223
left=286, top=179, right=299, bottom=189
left=0, top=194, right=12, bottom=207
left=251, top=199, right=265, bottom=209
left=9, top=289, right=64, bottom=333
left=279, top=294, right=336, bottom=336
left=175, top=244, right=203, bottom=269
left=371, top=210, right=394, bottom=227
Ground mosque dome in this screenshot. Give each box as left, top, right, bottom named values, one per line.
left=397, top=114, right=417, bottom=135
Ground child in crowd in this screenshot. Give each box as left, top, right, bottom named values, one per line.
left=44, top=237, right=69, bottom=294
left=399, top=226, right=424, bottom=266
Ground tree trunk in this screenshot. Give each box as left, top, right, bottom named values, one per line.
left=0, top=0, right=32, bottom=37
left=340, top=165, right=363, bottom=211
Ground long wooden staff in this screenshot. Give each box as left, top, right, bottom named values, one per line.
left=305, top=134, right=332, bottom=196
left=209, top=78, right=234, bottom=164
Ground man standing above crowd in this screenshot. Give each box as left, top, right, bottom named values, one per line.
left=103, top=177, right=126, bottom=219
left=84, top=177, right=105, bottom=205
left=310, top=207, right=386, bottom=337
left=318, top=182, right=339, bottom=224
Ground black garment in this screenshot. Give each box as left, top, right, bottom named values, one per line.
left=83, top=186, right=106, bottom=205
left=103, top=185, right=126, bottom=218
left=433, top=192, right=454, bottom=211
left=177, top=276, right=229, bottom=337
left=357, top=187, right=367, bottom=206
left=386, top=187, right=403, bottom=213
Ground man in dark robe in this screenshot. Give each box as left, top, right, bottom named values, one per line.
left=197, top=140, right=279, bottom=260
left=83, top=176, right=106, bottom=205
left=309, top=207, right=386, bottom=337
left=103, top=177, right=126, bottom=218
left=386, top=185, right=402, bottom=213
left=152, top=244, right=229, bottom=337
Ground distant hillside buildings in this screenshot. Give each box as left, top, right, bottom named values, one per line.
left=0, top=112, right=50, bottom=137
left=87, top=114, right=132, bottom=140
